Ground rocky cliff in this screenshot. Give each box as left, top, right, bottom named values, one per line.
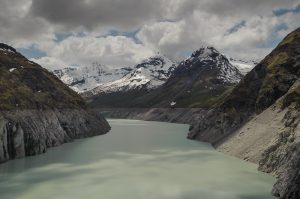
left=0, top=43, right=110, bottom=163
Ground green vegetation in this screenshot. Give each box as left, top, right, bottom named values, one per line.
left=0, top=45, right=85, bottom=110
left=278, top=27, right=300, bottom=47
left=222, top=27, right=300, bottom=115
left=177, top=86, right=234, bottom=108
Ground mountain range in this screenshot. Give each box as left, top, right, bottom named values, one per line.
left=52, top=54, right=176, bottom=94
left=83, top=46, right=250, bottom=108
left=51, top=49, right=256, bottom=96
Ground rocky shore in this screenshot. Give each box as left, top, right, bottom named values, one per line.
left=0, top=109, right=110, bottom=163
left=0, top=43, right=111, bottom=164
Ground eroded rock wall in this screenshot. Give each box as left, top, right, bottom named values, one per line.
left=0, top=109, right=110, bottom=163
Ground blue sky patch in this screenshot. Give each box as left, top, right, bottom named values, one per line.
left=17, top=46, right=47, bottom=59
left=54, top=32, right=87, bottom=43
left=257, top=23, right=289, bottom=49
left=102, top=29, right=142, bottom=43
left=273, top=3, right=300, bottom=16
left=227, top=20, right=246, bottom=34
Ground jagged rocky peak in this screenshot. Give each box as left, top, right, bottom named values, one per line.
left=176, top=46, right=243, bottom=84
left=136, top=54, right=175, bottom=70
left=82, top=54, right=176, bottom=96
left=190, top=46, right=219, bottom=59
left=52, top=63, right=131, bottom=93
left=0, top=43, right=17, bottom=53
left=52, top=54, right=176, bottom=94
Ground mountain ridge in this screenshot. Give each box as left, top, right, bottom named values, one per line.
left=87, top=46, right=244, bottom=108
left=0, top=43, right=110, bottom=163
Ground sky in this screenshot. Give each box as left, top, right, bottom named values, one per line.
left=0, top=0, right=300, bottom=70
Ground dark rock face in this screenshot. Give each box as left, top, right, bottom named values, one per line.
left=272, top=152, right=300, bottom=199
left=0, top=109, right=110, bottom=163
left=258, top=107, right=300, bottom=199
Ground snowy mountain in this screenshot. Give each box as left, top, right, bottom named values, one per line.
left=229, top=58, right=258, bottom=75
left=85, top=55, right=176, bottom=95
left=52, top=55, right=175, bottom=94
left=53, top=63, right=132, bottom=93
left=180, top=46, right=243, bottom=84
left=51, top=47, right=252, bottom=99
left=86, top=46, right=244, bottom=108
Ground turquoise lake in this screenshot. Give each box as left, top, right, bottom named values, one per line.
left=0, top=119, right=276, bottom=199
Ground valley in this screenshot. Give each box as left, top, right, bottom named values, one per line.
left=0, top=20, right=299, bottom=199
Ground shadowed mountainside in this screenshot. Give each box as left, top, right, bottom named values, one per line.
left=0, top=43, right=110, bottom=163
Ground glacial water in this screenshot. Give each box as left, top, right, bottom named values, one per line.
left=0, top=119, right=276, bottom=199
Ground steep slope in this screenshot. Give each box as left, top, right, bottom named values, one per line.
left=53, top=63, right=131, bottom=93
left=188, top=28, right=300, bottom=199
left=188, top=28, right=300, bottom=143
left=0, top=43, right=110, bottom=163
left=88, top=47, right=243, bottom=108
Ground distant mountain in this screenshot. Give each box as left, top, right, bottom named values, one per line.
left=53, top=63, right=132, bottom=93
left=87, top=46, right=244, bottom=108
left=229, top=58, right=258, bottom=75
left=0, top=43, right=110, bottom=163
left=86, top=55, right=176, bottom=96
left=52, top=54, right=176, bottom=94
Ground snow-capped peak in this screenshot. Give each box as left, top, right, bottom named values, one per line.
left=190, top=46, right=219, bottom=59
left=53, top=63, right=131, bottom=93
left=87, top=55, right=176, bottom=95
left=228, top=58, right=258, bottom=75
left=136, top=54, right=175, bottom=71
left=51, top=54, right=176, bottom=94
left=178, top=46, right=243, bottom=84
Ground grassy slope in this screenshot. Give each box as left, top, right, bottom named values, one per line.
left=221, top=27, right=300, bottom=115
left=0, top=44, right=85, bottom=110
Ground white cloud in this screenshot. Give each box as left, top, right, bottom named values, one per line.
left=31, top=57, right=69, bottom=71
left=1, top=0, right=300, bottom=68
left=34, top=35, right=155, bottom=70
left=137, top=7, right=300, bottom=61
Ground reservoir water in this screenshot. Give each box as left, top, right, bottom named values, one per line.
left=0, top=119, right=275, bottom=199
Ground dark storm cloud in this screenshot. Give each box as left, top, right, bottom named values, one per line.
left=29, top=0, right=298, bottom=31
left=0, top=0, right=54, bottom=47
left=29, top=0, right=164, bottom=30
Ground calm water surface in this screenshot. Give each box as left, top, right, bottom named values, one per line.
left=0, top=119, right=275, bottom=199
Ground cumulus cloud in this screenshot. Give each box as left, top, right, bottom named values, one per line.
left=0, top=0, right=300, bottom=69
left=137, top=6, right=300, bottom=61
left=0, top=0, right=55, bottom=48
left=34, top=35, right=155, bottom=69
left=31, top=57, right=69, bottom=71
